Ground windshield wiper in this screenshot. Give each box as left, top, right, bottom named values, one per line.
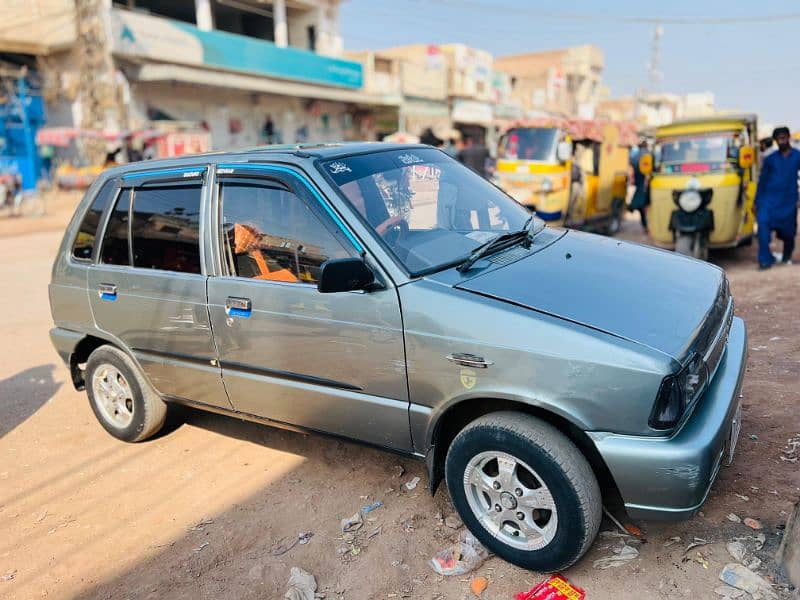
left=457, top=216, right=545, bottom=272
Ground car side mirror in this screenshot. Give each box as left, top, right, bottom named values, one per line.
left=556, top=141, right=572, bottom=163
left=738, top=145, right=754, bottom=169
left=318, top=257, right=375, bottom=293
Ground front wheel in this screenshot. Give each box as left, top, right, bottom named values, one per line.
left=445, top=412, right=602, bottom=572
left=675, top=232, right=709, bottom=261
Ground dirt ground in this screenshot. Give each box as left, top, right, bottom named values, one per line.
left=0, top=198, right=798, bottom=600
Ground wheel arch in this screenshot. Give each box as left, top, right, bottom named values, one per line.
left=425, top=397, right=623, bottom=506
left=69, top=333, right=146, bottom=391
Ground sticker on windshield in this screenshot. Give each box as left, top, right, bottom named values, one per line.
left=327, top=161, right=351, bottom=174
left=397, top=153, right=423, bottom=165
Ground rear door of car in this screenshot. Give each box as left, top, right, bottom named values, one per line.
left=88, top=166, right=230, bottom=409
left=206, top=163, right=411, bottom=450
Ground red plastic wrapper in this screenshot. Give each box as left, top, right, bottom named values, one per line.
left=514, top=574, right=586, bottom=600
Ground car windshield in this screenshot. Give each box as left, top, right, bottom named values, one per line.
left=320, top=148, right=534, bottom=275
left=656, top=133, right=741, bottom=173
left=500, top=128, right=559, bottom=161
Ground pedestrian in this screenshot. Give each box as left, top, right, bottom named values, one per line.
left=263, top=115, right=275, bottom=144
left=125, top=136, right=142, bottom=163
left=755, top=126, right=800, bottom=269
left=457, top=135, right=491, bottom=179
left=629, top=139, right=651, bottom=231
left=443, top=137, right=462, bottom=158
left=420, top=127, right=443, bottom=148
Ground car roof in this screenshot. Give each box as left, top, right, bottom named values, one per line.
left=101, top=142, right=434, bottom=179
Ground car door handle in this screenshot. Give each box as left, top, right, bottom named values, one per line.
left=225, top=296, right=252, bottom=318
left=98, top=283, right=117, bottom=301
left=446, top=353, right=494, bottom=368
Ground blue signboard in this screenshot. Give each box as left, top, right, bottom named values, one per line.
left=176, top=24, right=363, bottom=89
left=111, top=10, right=363, bottom=90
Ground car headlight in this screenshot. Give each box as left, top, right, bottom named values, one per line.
left=541, top=176, right=553, bottom=193
left=649, top=353, right=708, bottom=430
left=678, top=190, right=703, bottom=212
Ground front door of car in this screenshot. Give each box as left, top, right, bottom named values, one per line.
left=206, top=165, right=411, bottom=451
left=88, top=168, right=231, bottom=409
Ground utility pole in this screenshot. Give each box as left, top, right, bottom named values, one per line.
left=647, top=24, right=664, bottom=92
left=74, top=0, right=124, bottom=163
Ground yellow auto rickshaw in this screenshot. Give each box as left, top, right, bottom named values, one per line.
left=494, top=119, right=633, bottom=234
left=647, top=114, right=758, bottom=259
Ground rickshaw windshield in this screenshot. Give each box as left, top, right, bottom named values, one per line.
left=655, top=132, right=741, bottom=174
left=500, top=128, right=559, bottom=162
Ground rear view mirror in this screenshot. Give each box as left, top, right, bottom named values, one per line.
left=318, top=257, right=375, bottom=293
left=738, top=145, right=754, bottom=169
left=556, top=141, right=572, bottom=163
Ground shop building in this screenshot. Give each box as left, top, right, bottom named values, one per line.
left=496, top=45, right=604, bottom=120
left=1, top=0, right=400, bottom=157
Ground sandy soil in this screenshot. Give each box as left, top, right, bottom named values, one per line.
left=0, top=207, right=797, bottom=599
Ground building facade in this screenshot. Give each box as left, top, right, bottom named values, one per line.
left=597, top=92, right=717, bottom=129
left=495, top=45, right=604, bottom=119
left=0, top=0, right=400, bottom=155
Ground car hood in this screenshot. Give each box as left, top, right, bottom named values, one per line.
left=455, top=231, right=725, bottom=359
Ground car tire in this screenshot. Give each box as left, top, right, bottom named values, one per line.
left=85, top=345, right=167, bottom=442
left=445, top=412, right=601, bottom=572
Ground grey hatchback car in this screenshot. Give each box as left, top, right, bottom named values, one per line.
left=49, top=143, right=746, bottom=571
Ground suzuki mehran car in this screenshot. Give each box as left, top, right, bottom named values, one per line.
left=49, top=143, right=747, bottom=571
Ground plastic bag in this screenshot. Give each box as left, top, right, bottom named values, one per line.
left=428, top=531, right=490, bottom=576
left=515, top=574, right=586, bottom=600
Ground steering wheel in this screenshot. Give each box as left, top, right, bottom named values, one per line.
left=380, top=217, right=409, bottom=247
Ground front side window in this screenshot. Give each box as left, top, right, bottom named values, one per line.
left=72, top=180, right=117, bottom=260
left=321, top=148, right=532, bottom=275
left=220, top=181, right=351, bottom=284
left=100, top=189, right=131, bottom=266
left=131, top=184, right=202, bottom=274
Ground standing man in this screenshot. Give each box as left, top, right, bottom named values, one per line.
left=629, top=139, right=651, bottom=231
left=457, top=135, right=491, bottom=179
left=755, top=126, right=800, bottom=269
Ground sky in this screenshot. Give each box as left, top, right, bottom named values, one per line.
left=339, top=0, right=800, bottom=131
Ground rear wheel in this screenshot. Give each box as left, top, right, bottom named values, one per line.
left=445, top=412, right=601, bottom=572
left=85, top=346, right=167, bottom=442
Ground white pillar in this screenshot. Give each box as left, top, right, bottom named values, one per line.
left=273, top=0, right=288, bottom=47
left=195, top=0, right=213, bottom=31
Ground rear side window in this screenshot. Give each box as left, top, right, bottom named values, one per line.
left=131, top=184, right=202, bottom=274
left=101, top=189, right=131, bottom=265
left=71, top=180, right=116, bottom=260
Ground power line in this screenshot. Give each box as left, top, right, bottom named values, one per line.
left=431, top=0, right=800, bottom=25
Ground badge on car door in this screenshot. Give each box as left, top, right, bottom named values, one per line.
left=460, top=368, right=477, bottom=389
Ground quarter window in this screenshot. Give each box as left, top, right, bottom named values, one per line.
left=220, top=181, right=350, bottom=284
left=131, top=185, right=202, bottom=274
left=72, top=180, right=117, bottom=260
left=100, top=189, right=132, bottom=266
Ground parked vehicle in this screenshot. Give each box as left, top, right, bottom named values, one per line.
left=648, top=114, right=758, bottom=259
left=494, top=120, right=633, bottom=234
left=49, top=143, right=747, bottom=571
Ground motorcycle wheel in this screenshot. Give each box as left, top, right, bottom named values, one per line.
left=675, top=233, right=694, bottom=256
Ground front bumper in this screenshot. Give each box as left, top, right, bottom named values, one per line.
left=589, top=317, right=747, bottom=520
